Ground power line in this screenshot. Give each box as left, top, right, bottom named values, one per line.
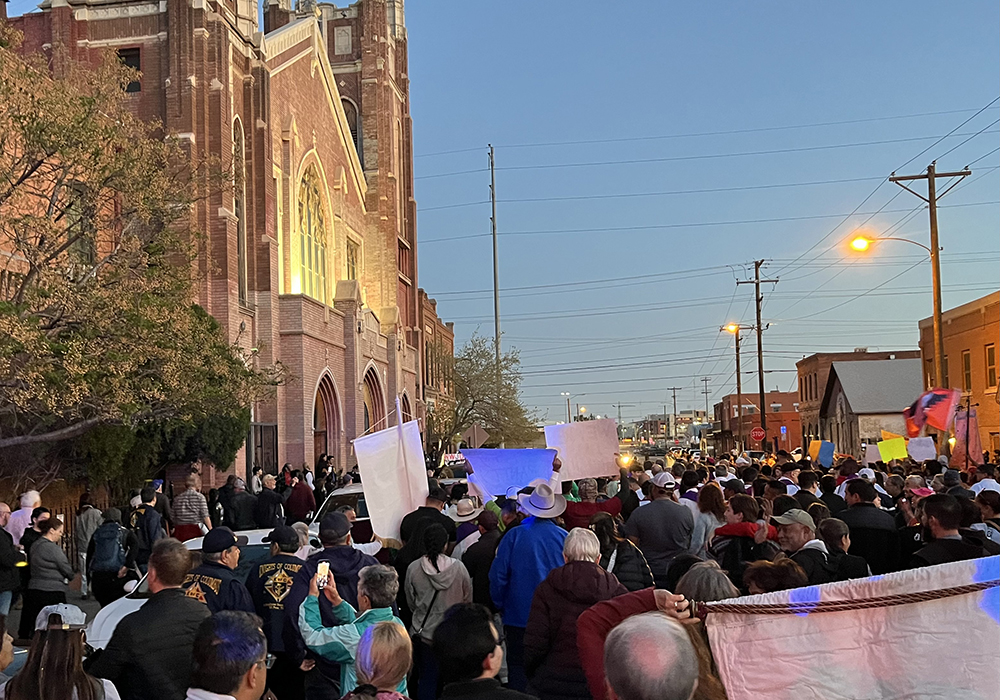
left=418, top=195, right=998, bottom=244
left=413, top=106, right=999, bottom=158
left=415, top=129, right=999, bottom=180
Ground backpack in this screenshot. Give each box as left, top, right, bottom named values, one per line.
left=130, top=506, right=164, bottom=552
left=90, top=524, right=127, bottom=573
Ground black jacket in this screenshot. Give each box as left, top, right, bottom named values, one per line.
left=599, top=540, right=653, bottom=592
left=827, top=548, right=870, bottom=581
left=181, top=560, right=255, bottom=614
left=788, top=546, right=835, bottom=586
left=440, top=678, right=535, bottom=700
left=0, top=528, right=19, bottom=593
left=838, top=503, right=899, bottom=574
left=90, top=588, right=211, bottom=700
left=463, top=529, right=501, bottom=611
left=819, top=491, right=848, bottom=515
left=524, top=560, right=627, bottom=700
left=709, top=534, right=780, bottom=594
left=254, top=488, right=285, bottom=529
left=910, top=535, right=991, bottom=568
left=229, top=491, right=258, bottom=531
left=129, top=505, right=165, bottom=566
left=246, top=553, right=306, bottom=654
left=794, top=490, right=823, bottom=511
left=619, top=488, right=641, bottom=521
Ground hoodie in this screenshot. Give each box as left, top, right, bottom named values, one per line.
left=404, top=554, right=472, bottom=641
left=789, top=539, right=835, bottom=585
left=524, top=560, right=627, bottom=700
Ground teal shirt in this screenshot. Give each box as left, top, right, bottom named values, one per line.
left=298, top=595, right=408, bottom=695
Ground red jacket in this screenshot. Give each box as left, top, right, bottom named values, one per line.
left=562, top=498, right=622, bottom=530
left=576, top=588, right=657, bottom=700
left=713, top=521, right=778, bottom=541
left=285, top=481, right=316, bottom=521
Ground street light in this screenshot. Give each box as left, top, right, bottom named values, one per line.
left=723, top=323, right=746, bottom=453
left=561, top=392, right=586, bottom=423
left=849, top=232, right=940, bottom=387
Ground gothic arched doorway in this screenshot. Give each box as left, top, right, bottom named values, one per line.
left=314, top=374, right=340, bottom=468
left=363, top=366, right=385, bottom=434
left=400, top=393, right=412, bottom=423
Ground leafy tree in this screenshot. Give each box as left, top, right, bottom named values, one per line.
left=0, top=31, right=281, bottom=486
left=424, top=333, right=537, bottom=463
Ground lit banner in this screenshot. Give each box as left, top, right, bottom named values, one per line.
left=464, top=449, right=557, bottom=499
left=706, top=556, right=1000, bottom=700
left=544, top=418, right=620, bottom=480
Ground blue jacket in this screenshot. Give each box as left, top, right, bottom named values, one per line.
left=489, top=517, right=567, bottom=628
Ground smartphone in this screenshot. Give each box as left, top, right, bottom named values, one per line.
left=316, top=561, right=330, bottom=589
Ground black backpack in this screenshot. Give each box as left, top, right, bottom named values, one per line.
left=90, top=524, right=127, bottom=573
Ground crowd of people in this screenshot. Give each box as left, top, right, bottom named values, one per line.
left=0, top=448, right=994, bottom=700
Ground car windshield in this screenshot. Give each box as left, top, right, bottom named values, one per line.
left=313, top=488, right=369, bottom=524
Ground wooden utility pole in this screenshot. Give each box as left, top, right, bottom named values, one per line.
left=666, top=387, right=682, bottom=439
left=738, top=261, right=777, bottom=452
left=489, top=145, right=501, bottom=372
left=889, top=161, right=970, bottom=392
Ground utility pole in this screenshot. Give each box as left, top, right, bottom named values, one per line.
left=738, top=261, right=777, bottom=452
left=488, top=145, right=501, bottom=374
left=701, top=378, right=711, bottom=418
left=612, top=402, right=635, bottom=440
left=889, top=161, right=970, bottom=394
left=666, top=387, right=682, bottom=439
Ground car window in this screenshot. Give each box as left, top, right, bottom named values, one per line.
left=314, top=491, right=367, bottom=523
left=126, top=574, right=151, bottom=599
left=234, top=545, right=272, bottom=584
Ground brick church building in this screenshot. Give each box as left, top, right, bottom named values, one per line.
left=7, top=0, right=433, bottom=478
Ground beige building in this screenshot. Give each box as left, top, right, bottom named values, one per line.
left=919, top=292, right=1000, bottom=455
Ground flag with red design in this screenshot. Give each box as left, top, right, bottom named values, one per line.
left=903, top=388, right=960, bottom=437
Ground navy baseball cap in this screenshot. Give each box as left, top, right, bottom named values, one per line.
left=263, top=525, right=299, bottom=547
left=202, top=527, right=248, bottom=554
left=319, top=512, right=352, bottom=539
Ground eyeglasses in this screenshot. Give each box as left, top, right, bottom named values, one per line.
left=261, top=653, right=276, bottom=670
left=493, top=629, right=506, bottom=648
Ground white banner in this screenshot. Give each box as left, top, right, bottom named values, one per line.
left=706, top=556, right=1000, bottom=700
left=544, top=419, right=619, bottom=480
left=353, top=420, right=428, bottom=540
left=464, top=449, right=556, bottom=499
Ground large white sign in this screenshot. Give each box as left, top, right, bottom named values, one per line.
left=544, top=418, right=619, bottom=480
left=353, top=420, right=428, bottom=541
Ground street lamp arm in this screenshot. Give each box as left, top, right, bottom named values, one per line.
left=872, top=236, right=934, bottom=255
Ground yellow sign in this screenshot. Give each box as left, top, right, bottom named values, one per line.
left=877, top=437, right=908, bottom=462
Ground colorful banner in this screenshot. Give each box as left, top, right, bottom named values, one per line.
left=464, top=449, right=557, bottom=499
left=544, top=418, right=620, bottom=480
left=706, top=557, right=1000, bottom=700
left=950, top=408, right=985, bottom=469
left=903, top=388, right=961, bottom=437
left=877, top=437, right=908, bottom=462
left=353, top=420, right=428, bottom=540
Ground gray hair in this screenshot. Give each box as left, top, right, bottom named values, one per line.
left=20, top=490, right=40, bottom=509
left=675, top=560, right=738, bottom=603
left=291, top=522, right=310, bottom=547
left=604, top=613, right=699, bottom=700
left=563, top=527, right=601, bottom=563
left=357, top=565, right=399, bottom=608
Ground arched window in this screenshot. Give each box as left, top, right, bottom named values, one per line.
left=298, top=166, right=328, bottom=304
left=342, top=99, right=363, bottom=167
left=234, top=120, right=248, bottom=305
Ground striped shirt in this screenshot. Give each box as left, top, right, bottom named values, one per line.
left=172, top=488, right=209, bottom=525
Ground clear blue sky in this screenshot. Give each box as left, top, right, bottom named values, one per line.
left=402, top=1, right=1000, bottom=423
left=8, top=0, right=997, bottom=424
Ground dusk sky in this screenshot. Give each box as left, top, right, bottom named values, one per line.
left=8, top=0, right=996, bottom=424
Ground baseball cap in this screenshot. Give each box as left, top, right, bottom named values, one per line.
left=36, top=604, right=87, bottom=631
left=319, top=512, right=352, bottom=540
left=651, top=472, right=676, bottom=490
left=771, top=508, right=816, bottom=530
left=943, top=469, right=962, bottom=486
left=427, top=486, right=449, bottom=503
left=722, top=478, right=746, bottom=494
left=152, top=479, right=164, bottom=489
left=858, top=468, right=876, bottom=480
left=201, top=527, right=249, bottom=554
left=263, top=525, right=299, bottom=547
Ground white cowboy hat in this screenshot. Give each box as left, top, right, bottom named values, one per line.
left=447, top=498, right=484, bottom=523
left=517, top=482, right=567, bottom=519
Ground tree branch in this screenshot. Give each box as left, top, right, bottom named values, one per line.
left=0, top=416, right=107, bottom=448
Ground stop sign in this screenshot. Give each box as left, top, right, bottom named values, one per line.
left=750, top=427, right=766, bottom=442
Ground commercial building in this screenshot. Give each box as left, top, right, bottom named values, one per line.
left=712, top=391, right=801, bottom=455
left=818, top=358, right=923, bottom=457
left=797, top=349, right=920, bottom=453
left=418, top=289, right=454, bottom=416
left=8, top=0, right=446, bottom=481
left=919, top=292, right=1000, bottom=455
